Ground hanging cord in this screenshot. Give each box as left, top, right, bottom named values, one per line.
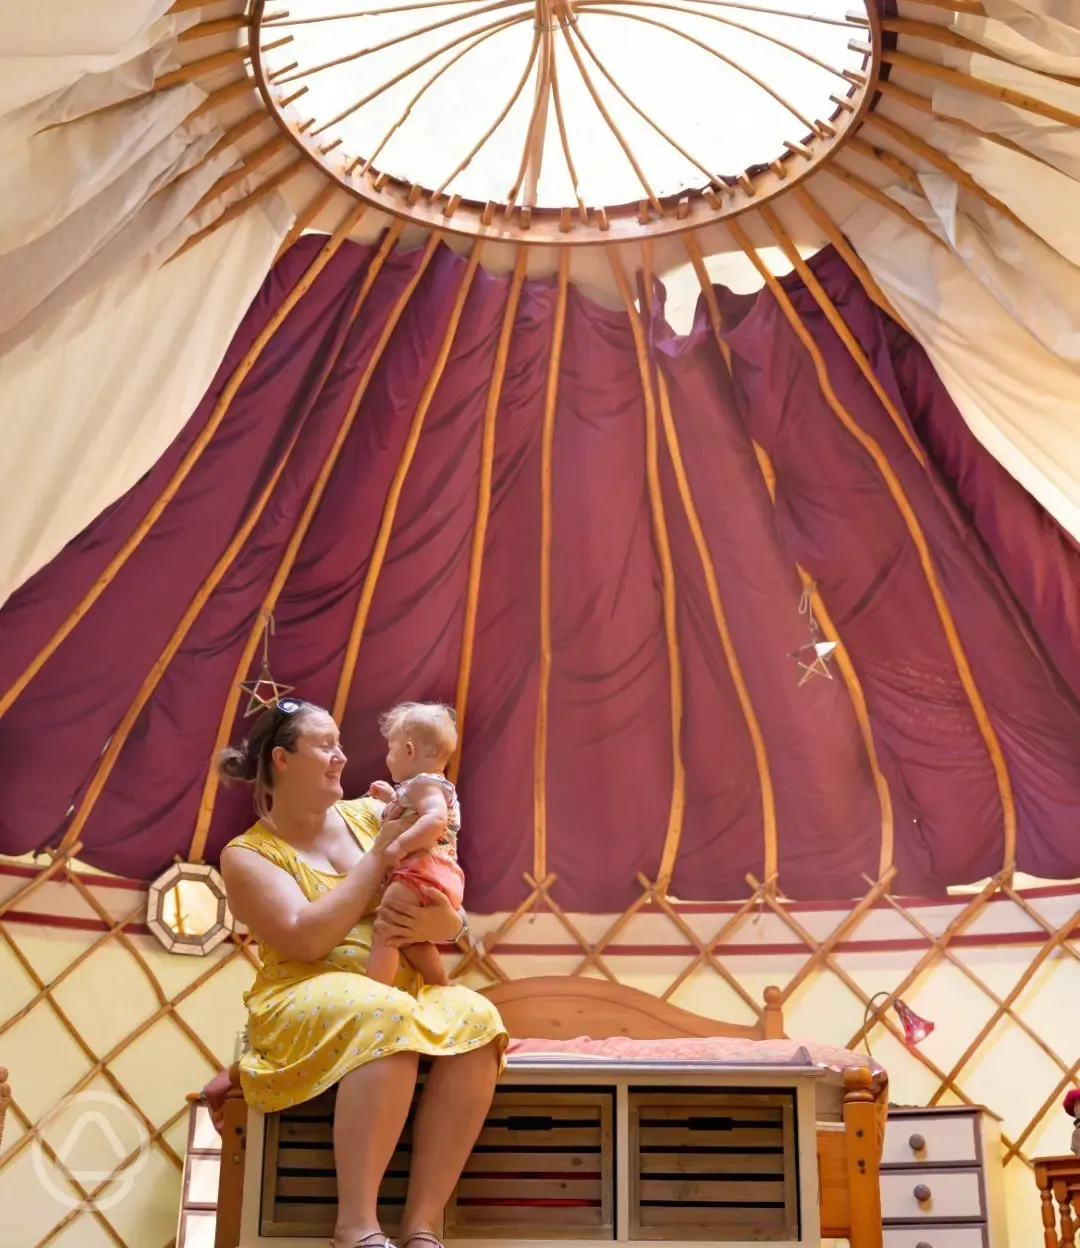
left=798, top=581, right=822, bottom=646
left=260, top=608, right=276, bottom=669
left=862, top=991, right=892, bottom=1060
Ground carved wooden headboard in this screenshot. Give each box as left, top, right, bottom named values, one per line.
left=481, top=976, right=786, bottom=1041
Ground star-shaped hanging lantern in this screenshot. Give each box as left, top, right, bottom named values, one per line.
left=788, top=583, right=839, bottom=686
left=239, top=610, right=293, bottom=715
left=239, top=661, right=294, bottom=716
left=788, top=636, right=839, bottom=686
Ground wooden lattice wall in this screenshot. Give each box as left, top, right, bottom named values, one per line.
left=1, top=853, right=1076, bottom=1247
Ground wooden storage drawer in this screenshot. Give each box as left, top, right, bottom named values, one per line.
left=883, top=1226, right=988, bottom=1248
left=444, top=1089, right=614, bottom=1239
left=259, top=1088, right=415, bottom=1237
left=880, top=1169, right=984, bottom=1222
left=882, top=1113, right=978, bottom=1168
left=628, top=1089, right=797, bottom=1242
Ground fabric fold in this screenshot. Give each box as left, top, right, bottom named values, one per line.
left=0, top=4, right=292, bottom=596
left=4, top=238, right=1080, bottom=900
left=0, top=82, right=208, bottom=257
left=924, top=118, right=1080, bottom=266
left=842, top=198, right=1080, bottom=544
left=0, top=3, right=181, bottom=115
left=0, top=200, right=291, bottom=607
left=903, top=173, right=1080, bottom=367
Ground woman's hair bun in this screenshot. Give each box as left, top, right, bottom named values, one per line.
left=216, top=743, right=258, bottom=784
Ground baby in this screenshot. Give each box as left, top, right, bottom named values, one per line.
left=366, top=701, right=464, bottom=988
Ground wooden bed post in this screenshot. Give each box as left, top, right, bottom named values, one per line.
left=0, top=1066, right=9, bottom=1150
left=762, top=985, right=784, bottom=1039
left=842, top=1066, right=883, bottom=1248
left=215, top=1087, right=248, bottom=1248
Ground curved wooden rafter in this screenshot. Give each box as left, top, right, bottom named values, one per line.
left=186, top=218, right=418, bottom=863
left=725, top=216, right=1018, bottom=876
left=609, top=243, right=686, bottom=888
left=0, top=216, right=365, bottom=721
left=757, top=203, right=927, bottom=466
left=680, top=231, right=895, bottom=886
left=448, top=249, right=530, bottom=786
left=332, top=240, right=482, bottom=721
left=532, top=249, right=571, bottom=884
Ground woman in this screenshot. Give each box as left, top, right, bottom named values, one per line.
left=206, top=696, right=508, bottom=1248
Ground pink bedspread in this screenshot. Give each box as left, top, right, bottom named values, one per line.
left=507, top=1034, right=887, bottom=1093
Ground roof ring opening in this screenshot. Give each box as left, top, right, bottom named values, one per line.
left=251, top=0, right=881, bottom=243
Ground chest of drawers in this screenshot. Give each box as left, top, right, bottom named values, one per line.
left=880, top=1106, right=1008, bottom=1248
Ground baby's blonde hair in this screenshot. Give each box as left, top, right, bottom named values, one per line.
left=379, top=701, right=458, bottom=766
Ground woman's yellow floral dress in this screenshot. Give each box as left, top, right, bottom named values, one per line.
left=227, top=796, right=508, bottom=1113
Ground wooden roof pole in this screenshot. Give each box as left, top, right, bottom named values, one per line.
left=681, top=232, right=895, bottom=886
left=333, top=244, right=485, bottom=720
left=514, top=0, right=556, bottom=209
left=0, top=217, right=363, bottom=720
left=728, top=216, right=1016, bottom=877
left=531, top=248, right=570, bottom=885
left=608, top=243, right=686, bottom=890
left=187, top=219, right=416, bottom=864
left=449, top=248, right=529, bottom=785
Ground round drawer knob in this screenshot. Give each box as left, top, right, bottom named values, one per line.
left=914, top=1183, right=932, bottom=1202
left=909, top=1132, right=926, bottom=1152
left=915, top=1243, right=932, bottom=1248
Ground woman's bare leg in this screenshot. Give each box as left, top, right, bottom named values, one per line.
left=201, top=1064, right=239, bottom=1133
left=333, top=1050, right=419, bottom=1245
left=400, top=1041, right=499, bottom=1240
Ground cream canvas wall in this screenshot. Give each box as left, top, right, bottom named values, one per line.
left=1, top=862, right=1075, bottom=1247
left=0, top=902, right=249, bottom=1248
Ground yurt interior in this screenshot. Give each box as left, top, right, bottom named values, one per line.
left=3, top=1, right=1080, bottom=1246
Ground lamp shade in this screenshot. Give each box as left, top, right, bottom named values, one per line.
left=894, top=998, right=934, bottom=1046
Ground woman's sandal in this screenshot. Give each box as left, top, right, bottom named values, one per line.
left=397, top=1233, right=446, bottom=1248
left=332, top=1233, right=395, bottom=1248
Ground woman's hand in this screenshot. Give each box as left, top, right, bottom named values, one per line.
left=370, top=813, right=414, bottom=867
left=373, top=886, right=462, bottom=948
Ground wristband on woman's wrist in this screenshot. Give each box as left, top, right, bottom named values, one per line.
left=452, top=909, right=469, bottom=944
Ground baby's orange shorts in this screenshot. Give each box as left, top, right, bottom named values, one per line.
left=390, top=852, right=465, bottom=908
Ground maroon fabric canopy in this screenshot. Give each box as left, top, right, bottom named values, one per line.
left=2, top=234, right=1079, bottom=911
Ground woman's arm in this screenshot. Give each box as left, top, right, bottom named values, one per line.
left=373, top=884, right=465, bottom=949
left=221, top=836, right=403, bottom=963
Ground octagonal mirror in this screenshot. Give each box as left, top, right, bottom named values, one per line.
left=146, top=863, right=235, bottom=957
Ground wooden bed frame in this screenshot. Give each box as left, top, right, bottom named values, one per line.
left=483, top=978, right=884, bottom=1247
left=213, top=977, right=883, bottom=1248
